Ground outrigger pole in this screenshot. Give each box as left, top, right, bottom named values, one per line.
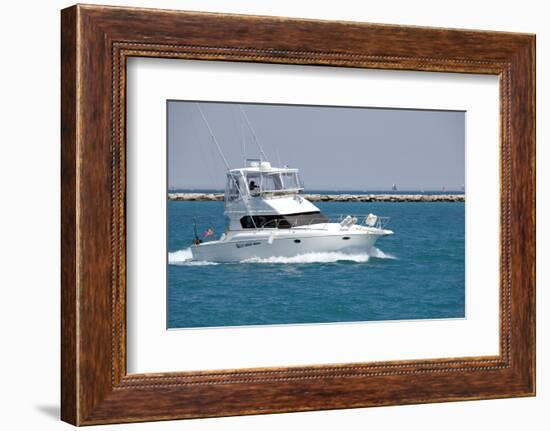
left=193, top=103, right=254, bottom=228
left=238, top=105, right=269, bottom=162
left=195, top=103, right=231, bottom=170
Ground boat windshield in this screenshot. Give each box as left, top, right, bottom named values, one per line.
left=245, top=171, right=303, bottom=195
left=225, top=170, right=304, bottom=202
left=240, top=211, right=329, bottom=229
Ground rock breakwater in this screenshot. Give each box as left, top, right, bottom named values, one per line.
left=168, top=193, right=464, bottom=202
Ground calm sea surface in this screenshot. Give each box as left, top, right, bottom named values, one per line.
left=167, top=200, right=465, bottom=329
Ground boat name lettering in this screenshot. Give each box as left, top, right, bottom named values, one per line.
left=236, top=241, right=261, bottom=249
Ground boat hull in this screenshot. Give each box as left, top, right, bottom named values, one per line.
left=191, top=230, right=386, bottom=262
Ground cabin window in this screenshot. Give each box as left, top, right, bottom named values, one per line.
left=239, top=216, right=255, bottom=229
left=240, top=211, right=329, bottom=229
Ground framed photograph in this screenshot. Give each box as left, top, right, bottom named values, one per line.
left=61, top=4, right=535, bottom=425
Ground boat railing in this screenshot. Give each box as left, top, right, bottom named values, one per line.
left=249, top=187, right=304, bottom=197
left=334, top=214, right=391, bottom=230
left=295, top=214, right=390, bottom=230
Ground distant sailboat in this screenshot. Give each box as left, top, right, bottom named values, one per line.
left=392, top=183, right=397, bottom=191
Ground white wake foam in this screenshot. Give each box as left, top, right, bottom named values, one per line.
left=168, top=248, right=219, bottom=266
left=241, top=247, right=395, bottom=264
left=369, top=247, right=397, bottom=260
left=168, top=247, right=395, bottom=265
left=241, top=252, right=371, bottom=264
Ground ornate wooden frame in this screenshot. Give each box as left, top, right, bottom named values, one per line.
left=61, top=4, right=535, bottom=425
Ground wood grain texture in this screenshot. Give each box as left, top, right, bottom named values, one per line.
left=60, top=5, right=78, bottom=425
left=60, top=4, right=536, bottom=425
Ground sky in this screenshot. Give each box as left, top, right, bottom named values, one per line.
left=168, top=101, right=465, bottom=191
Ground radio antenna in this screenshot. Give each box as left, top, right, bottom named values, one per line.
left=239, top=105, right=269, bottom=162
left=195, top=103, right=230, bottom=170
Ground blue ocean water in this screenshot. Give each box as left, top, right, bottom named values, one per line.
left=167, top=200, right=465, bottom=329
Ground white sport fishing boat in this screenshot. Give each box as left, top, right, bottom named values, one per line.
left=191, top=159, right=393, bottom=262
left=187, top=103, right=393, bottom=262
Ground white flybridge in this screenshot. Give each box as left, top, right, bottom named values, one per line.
left=190, top=158, right=393, bottom=262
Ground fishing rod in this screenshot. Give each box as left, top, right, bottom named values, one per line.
left=192, top=217, right=200, bottom=245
